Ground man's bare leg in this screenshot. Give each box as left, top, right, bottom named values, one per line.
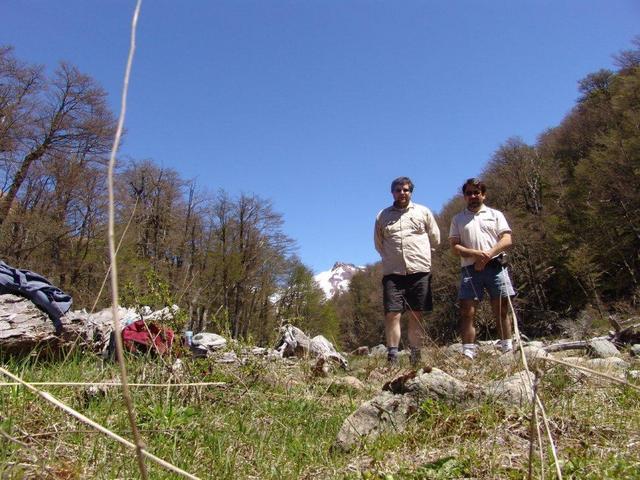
left=385, top=312, right=401, bottom=362
left=407, top=311, right=424, bottom=349
left=459, top=300, right=477, bottom=344
left=491, top=296, right=512, bottom=351
left=408, top=311, right=425, bottom=365
left=459, top=299, right=478, bottom=358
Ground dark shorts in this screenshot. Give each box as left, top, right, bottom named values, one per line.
left=382, top=272, right=433, bottom=313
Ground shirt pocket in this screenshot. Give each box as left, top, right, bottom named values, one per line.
left=479, top=217, right=497, bottom=236
left=408, top=216, right=425, bottom=234
left=383, top=218, right=402, bottom=237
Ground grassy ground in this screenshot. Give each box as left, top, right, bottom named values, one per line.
left=1, top=345, right=639, bottom=479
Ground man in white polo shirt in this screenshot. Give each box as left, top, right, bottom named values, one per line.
left=449, top=178, right=515, bottom=359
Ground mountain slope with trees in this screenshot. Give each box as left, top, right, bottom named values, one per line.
left=2, top=39, right=639, bottom=349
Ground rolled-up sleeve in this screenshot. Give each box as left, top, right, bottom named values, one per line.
left=424, top=208, right=441, bottom=247
left=374, top=211, right=384, bottom=256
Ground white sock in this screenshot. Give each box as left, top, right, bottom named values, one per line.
left=499, top=339, right=513, bottom=352
left=462, top=343, right=477, bottom=359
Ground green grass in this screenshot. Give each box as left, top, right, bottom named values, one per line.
left=1, top=347, right=639, bottom=479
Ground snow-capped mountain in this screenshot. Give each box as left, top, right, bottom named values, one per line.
left=314, top=262, right=364, bottom=299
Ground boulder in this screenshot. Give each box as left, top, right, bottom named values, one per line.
left=351, top=346, right=370, bottom=356
left=630, top=344, right=640, bottom=357
left=335, top=391, right=417, bottom=451
left=587, top=339, right=620, bottom=358
left=274, top=325, right=310, bottom=357
left=370, top=344, right=387, bottom=357
left=446, top=343, right=463, bottom=355
left=191, top=332, right=227, bottom=354
left=483, top=371, right=534, bottom=407
left=498, top=346, right=548, bottom=367
left=215, top=351, right=238, bottom=364
left=335, top=368, right=477, bottom=451
left=336, top=375, right=365, bottom=390
left=309, top=335, right=348, bottom=368
left=405, top=368, right=476, bottom=403
left=585, top=357, right=629, bottom=370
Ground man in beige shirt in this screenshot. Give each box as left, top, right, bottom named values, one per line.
left=374, top=176, right=441, bottom=364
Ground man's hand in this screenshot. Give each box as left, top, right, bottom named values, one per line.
left=473, top=250, right=491, bottom=271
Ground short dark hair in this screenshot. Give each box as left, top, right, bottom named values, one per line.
left=462, top=177, right=486, bottom=194
left=391, top=176, right=414, bottom=193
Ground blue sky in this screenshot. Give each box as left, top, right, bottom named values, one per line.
left=2, top=1, right=638, bottom=273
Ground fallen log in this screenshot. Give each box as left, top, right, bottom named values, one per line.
left=0, top=294, right=93, bottom=356
left=543, top=340, right=590, bottom=353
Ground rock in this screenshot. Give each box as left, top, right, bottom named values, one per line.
left=498, top=346, right=548, bottom=367
left=405, top=368, right=475, bottom=403
left=0, top=294, right=98, bottom=355
left=335, top=368, right=477, bottom=451
left=525, top=341, right=545, bottom=349
left=333, top=376, right=365, bottom=391
left=309, top=335, right=348, bottom=368
left=587, top=339, right=620, bottom=358
left=446, top=343, right=463, bottom=355
left=585, top=357, right=629, bottom=370
left=312, top=357, right=331, bottom=377
left=192, top=332, right=227, bottom=353
left=483, top=371, right=534, bottom=407
left=335, top=391, right=417, bottom=451
left=274, top=325, right=310, bottom=357
left=370, top=344, right=387, bottom=357
left=215, top=351, right=238, bottom=364
left=630, top=344, right=640, bottom=357
left=351, top=346, right=370, bottom=356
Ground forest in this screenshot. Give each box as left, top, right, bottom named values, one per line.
left=1, top=39, right=639, bottom=349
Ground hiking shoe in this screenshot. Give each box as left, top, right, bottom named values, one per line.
left=498, top=339, right=513, bottom=353
left=387, top=353, right=398, bottom=364
left=462, top=348, right=476, bottom=360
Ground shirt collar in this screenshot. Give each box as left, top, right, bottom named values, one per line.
left=392, top=201, right=415, bottom=211
left=465, top=204, right=488, bottom=215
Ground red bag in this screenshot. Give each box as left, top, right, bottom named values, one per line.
left=121, top=319, right=174, bottom=355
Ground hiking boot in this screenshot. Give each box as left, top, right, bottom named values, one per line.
left=410, top=348, right=422, bottom=366
left=387, top=346, right=399, bottom=364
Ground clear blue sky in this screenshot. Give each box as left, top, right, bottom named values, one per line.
left=2, top=1, right=638, bottom=273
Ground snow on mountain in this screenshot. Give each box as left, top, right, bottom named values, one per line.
left=314, top=262, right=364, bottom=299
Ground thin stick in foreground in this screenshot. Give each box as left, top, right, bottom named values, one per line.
left=106, top=1, right=148, bottom=478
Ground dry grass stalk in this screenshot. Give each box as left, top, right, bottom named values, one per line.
left=0, top=381, right=227, bottom=388
left=508, top=294, right=563, bottom=480
left=106, top=1, right=148, bottom=478
left=527, top=372, right=539, bottom=480
left=0, top=428, right=29, bottom=448
left=541, top=356, right=640, bottom=392
left=0, top=366, right=200, bottom=479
